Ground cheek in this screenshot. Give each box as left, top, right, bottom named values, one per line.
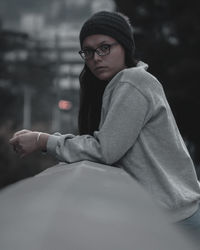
left=111, top=52, right=126, bottom=70
left=113, top=47, right=125, bottom=63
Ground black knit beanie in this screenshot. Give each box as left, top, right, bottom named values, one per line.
left=79, top=11, right=135, bottom=55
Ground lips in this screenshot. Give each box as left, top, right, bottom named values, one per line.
left=94, top=66, right=107, bottom=72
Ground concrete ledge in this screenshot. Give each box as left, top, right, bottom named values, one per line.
left=0, top=161, right=197, bottom=250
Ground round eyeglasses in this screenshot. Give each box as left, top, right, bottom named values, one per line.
left=79, top=43, right=118, bottom=61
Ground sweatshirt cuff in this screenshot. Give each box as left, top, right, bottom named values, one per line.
left=46, top=135, right=60, bottom=157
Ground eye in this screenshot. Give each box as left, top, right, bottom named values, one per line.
left=83, top=49, right=93, bottom=57
left=99, top=44, right=110, bottom=52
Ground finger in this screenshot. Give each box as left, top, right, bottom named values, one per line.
left=14, top=145, right=24, bottom=156
left=14, top=129, right=31, bottom=137
left=9, top=137, right=18, bottom=145
left=13, top=145, right=21, bottom=153
left=14, top=129, right=31, bottom=138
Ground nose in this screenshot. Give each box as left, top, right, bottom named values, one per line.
left=93, top=51, right=102, bottom=61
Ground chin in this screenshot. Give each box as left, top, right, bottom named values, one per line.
left=96, top=73, right=113, bottom=81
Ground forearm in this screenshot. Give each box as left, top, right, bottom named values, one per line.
left=46, top=133, right=105, bottom=164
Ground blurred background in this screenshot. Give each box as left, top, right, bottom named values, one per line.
left=0, top=0, right=199, bottom=189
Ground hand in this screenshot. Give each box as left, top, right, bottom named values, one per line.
left=9, top=130, right=41, bottom=158
left=12, top=129, right=31, bottom=138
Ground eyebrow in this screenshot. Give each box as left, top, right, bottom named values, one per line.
left=82, top=40, right=110, bottom=50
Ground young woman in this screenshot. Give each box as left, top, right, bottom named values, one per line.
left=10, top=11, right=200, bottom=232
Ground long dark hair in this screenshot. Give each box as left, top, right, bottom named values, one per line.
left=78, top=51, right=137, bottom=135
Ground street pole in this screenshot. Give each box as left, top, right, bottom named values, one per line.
left=23, top=85, right=31, bottom=129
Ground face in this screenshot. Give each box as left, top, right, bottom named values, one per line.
left=82, top=34, right=126, bottom=81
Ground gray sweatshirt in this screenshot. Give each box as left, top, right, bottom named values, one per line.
left=47, top=62, right=200, bottom=222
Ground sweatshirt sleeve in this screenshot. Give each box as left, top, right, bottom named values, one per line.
left=47, top=82, right=150, bottom=164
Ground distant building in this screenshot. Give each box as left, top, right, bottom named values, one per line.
left=0, top=0, right=116, bottom=134
left=91, top=0, right=116, bottom=13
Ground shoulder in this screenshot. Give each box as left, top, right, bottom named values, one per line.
left=121, top=63, right=161, bottom=90
left=105, top=62, right=164, bottom=99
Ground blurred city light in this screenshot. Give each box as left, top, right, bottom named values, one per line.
left=58, top=100, right=72, bottom=110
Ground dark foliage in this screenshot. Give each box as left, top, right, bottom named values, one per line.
left=115, top=0, right=200, bottom=166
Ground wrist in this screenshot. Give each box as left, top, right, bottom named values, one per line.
left=36, top=132, right=49, bottom=151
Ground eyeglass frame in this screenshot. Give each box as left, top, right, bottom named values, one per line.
left=79, top=43, right=118, bottom=61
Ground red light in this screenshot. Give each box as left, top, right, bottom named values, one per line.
left=58, top=100, right=72, bottom=110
